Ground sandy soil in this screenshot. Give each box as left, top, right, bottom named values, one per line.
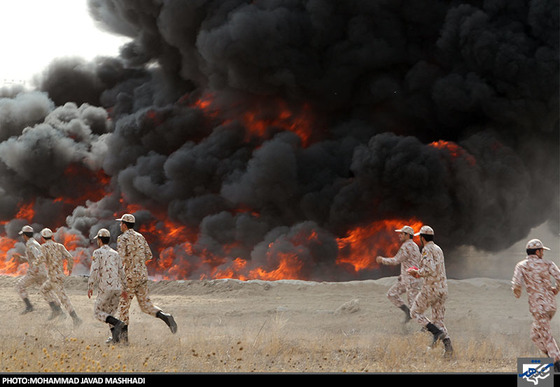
left=0, top=274, right=552, bottom=374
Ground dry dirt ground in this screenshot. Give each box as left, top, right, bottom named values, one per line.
left=0, top=274, right=552, bottom=375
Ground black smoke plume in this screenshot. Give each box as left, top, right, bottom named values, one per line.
left=0, top=0, right=557, bottom=280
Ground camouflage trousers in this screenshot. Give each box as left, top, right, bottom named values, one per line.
left=387, top=276, right=420, bottom=308
left=17, top=272, right=48, bottom=300
left=40, top=277, right=76, bottom=314
left=410, top=288, right=449, bottom=339
left=118, top=279, right=161, bottom=325
left=530, top=311, right=560, bottom=362
left=94, top=289, right=121, bottom=323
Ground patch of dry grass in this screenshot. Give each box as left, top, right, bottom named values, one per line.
left=0, top=311, right=532, bottom=373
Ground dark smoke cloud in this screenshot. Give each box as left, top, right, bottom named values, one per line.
left=0, top=0, right=556, bottom=280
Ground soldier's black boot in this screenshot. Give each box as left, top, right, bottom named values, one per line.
left=425, top=322, right=444, bottom=346
left=47, top=302, right=63, bottom=320
left=21, top=298, right=34, bottom=314
left=399, top=304, right=411, bottom=322
left=156, top=311, right=178, bottom=333
left=105, top=316, right=125, bottom=344
left=106, top=328, right=114, bottom=344
left=70, top=311, right=82, bottom=327
left=443, top=338, right=454, bottom=359
left=120, top=325, right=129, bottom=345
left=554, top=361, right=560, bottom=372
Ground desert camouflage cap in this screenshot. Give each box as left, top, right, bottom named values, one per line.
left=116, top=213, right=135, bottom=223
left=40, top=228, right=53, bottom=238
left=395, top=226, right=414, bottom=235
left=414, top=225, right=434, bottom=236
left=18, top=225, right=34, bottom=235
left=94, top=228, right=111, bottom=239
left=526, top=238, right=550, bottom=251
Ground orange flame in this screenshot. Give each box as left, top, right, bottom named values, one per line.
left=0, top=237, right=24, bottom=276
left=336, top=218, right=424, bottom=273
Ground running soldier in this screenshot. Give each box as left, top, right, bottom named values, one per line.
left=116, top=214, right=177, bottom=343
left=407, top=225, right=454, bottom=358
left=38, top=228, right=82, bottom=327
left=87, top=228, right=127, bottom=344
left=14, top=225, right=50, bottom=314
left=376, top=225, right=422, bottom=322
left=512, top=239, right=560, bottom=371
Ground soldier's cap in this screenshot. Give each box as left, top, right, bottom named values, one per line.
left=18, top=225, right=34, bottom=235
left=395, top=226, right=414, bottom=235
left=94, top=228, right=111, bottom=239
left=40, top=228, right=53, bottom=238
left=526, top=239, right=550, bottom=251
left=414, top=225, right=434, bottom=236
left=116, top=213, right=135, bottom=223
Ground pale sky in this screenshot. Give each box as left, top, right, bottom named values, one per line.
left=0, top=0, right=130, bottom=86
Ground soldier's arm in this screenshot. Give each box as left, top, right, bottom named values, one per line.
left=548, top=262, right=560, bottom=293
left=417, top=252, right=435, bottom=278
left=511, top=264, right=523, bottom=298
left=88, top=252, right=100, bottom=293
left=143, top=238, right=153, bottom=262
left=117, top=235, right=127, bottom=263
left=62, top=246, right=74, bottom=274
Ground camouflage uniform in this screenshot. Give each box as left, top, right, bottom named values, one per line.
left=117, top=228, right=161, bottom=325
left=115, top=214, right=177, bottom=340
left=17, top=236, right=49, bottom=305
left=410, top=240, right=450, bottom=339
left=38, top=229, right=81, bottom=325
left=379, top=238, right=422, bottom=310
left=512, top=241, right=560, bottom=363
left=88, top=244, right=126, bottom=323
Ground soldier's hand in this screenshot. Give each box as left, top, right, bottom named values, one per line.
left=407, top=266, right=420, bottom=278
left=376, top=256, right=383, bottom=263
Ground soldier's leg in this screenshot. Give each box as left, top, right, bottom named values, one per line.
left=411, top=291, right=446, bottom=347
left=431, top=293, right=449, bottom=339
left=118, top=287, right=135, bottom=344
left=410, top=290, right=430, bottom=326
left=387, top=279, right=411, bottom=321
left=118, top=287, right=134, bottom=326
left=17, top=275, right=34, bottom=313
left=531, top=314, right=560, bottom=362
left=53, top=279, right=81, bottom=327
left=136, top=281, right=177, bottom=334
left=431, top=294, right=453, bottom=357
left=40, top=279, right=63, bottom=319
left=96, top=290, right=125, bottom=344
left=387, top=278, right=406, bottom=306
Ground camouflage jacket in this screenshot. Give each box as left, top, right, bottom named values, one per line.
left=417, top=241, right=448, bottom=294
left=512, top=255, right=560, bottom=315
left=379, top=239, right=422, bottom=279
left=117, top=229, right=152, bottom=286
left=39, top=240, right=74, bottom=279
left=88, top=245, right=126, bottom=293
left=23, top=238, right=47, bottom=277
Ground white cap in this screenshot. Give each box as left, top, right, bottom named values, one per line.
left=94, top=228, right=111, bottom=239
left=526, top=239, right=550, bottom=251
left=116, top=214, right=135, bottom=223
left=18, top=225, right=34, bottom=235
left=40, top=228, right=53, bottom=238
left=414, top=225, right=434, bottom=236
left=395, top=226, right=414, bottom=235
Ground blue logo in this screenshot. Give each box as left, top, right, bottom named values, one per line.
left=518, top=358, right=554, bottom=387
